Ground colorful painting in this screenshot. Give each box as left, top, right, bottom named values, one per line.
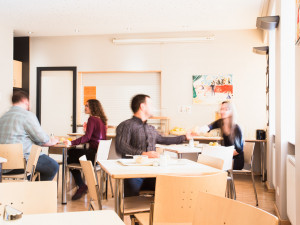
left=296, top=0, right=300, bottom=45
left=193, top=74, right=233, bottom=104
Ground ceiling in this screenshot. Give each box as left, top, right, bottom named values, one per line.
left=0, top=0, right=268, bottom=37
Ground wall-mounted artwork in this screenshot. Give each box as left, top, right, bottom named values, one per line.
left=296, top=0, right=300, bottom=45
left=193, top=74, right=233, bottom=104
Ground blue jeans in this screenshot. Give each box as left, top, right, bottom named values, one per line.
left=124, top=178, right=156, bottom=197
left=36, top=154, right=59, bottom=181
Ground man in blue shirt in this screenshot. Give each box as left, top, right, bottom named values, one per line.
left=0, top=90, right=59, bottom=181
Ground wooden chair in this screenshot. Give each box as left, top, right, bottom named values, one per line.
left=192, top=192, right=278, bottom=225
left=197, top=154, right=224, bottom=170
left=79, top=155, right=153, bottom=214
left=0, top=181, right=57, bottom=214
left=67, top=139, right=112, bottom=189
left=233, top=142, right=258, bottom=205
left=1, top=144, right=41, bottom=181
left=133, top=172, right=228, bottom=225
left=201, top=145, right=236, bottom=199
left=0, top=143, right=26, bottom=180
left=95, top=139, right=114, bottom=198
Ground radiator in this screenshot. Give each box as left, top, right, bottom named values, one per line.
left=287, top=155, right=296, bottom=225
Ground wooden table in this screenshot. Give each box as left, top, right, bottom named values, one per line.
left=245, top=139, right=267, bottom=181
left=98, top=159, right=221, bottom=220
left=156, top=144, right=204, bottom=158
left=48, top=143, right=71, bottom=204
left=1, top=210, right=125, bottom=225
left=0, top=157, right=7, bottom=182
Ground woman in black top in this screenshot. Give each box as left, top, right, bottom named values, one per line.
left=195, top=101, right=244, bottom=170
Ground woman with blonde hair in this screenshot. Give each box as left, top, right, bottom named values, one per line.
left=65, top=99, right=107, bottom=200
left=194, top=101, right=244, bottom=170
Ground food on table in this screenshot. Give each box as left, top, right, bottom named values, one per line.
left=170, top=127, right=186, bottom=135
left=59, top=137, right=66, bottom=142
left=209, top=142, right=219, bottom=146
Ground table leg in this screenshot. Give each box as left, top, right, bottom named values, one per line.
left=62, top=147, right=67, bottom=204
left=115, top=179, right=124, bottom=220
left=261, top=142, right=266, bottom=182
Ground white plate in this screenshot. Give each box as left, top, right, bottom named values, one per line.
left=118, top=159, right=153, bottom=166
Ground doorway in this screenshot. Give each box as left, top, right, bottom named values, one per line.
left=36, top=67, right=77, bottom=135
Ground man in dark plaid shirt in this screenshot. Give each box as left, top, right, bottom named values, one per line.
left=116, top=94, right=191, bottom=197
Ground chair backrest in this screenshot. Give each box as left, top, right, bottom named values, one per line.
left=201, top=145, right=234, bottom=171
left=0, top=144, right=25, bottom=170
left=153, top=172, right=227, bottom=224
left=243, top=142, right=255, bottom=165
left=26, top=145, right=42, bottom=175
left=96, top=139, right=112, bottom=162
left=192, top=192, right=278, bottom=225
left=80, top=155, right=101, bottom=209
left=0, top=181, right=57, bottom=214
left=197, top=154, right=224, bottom=170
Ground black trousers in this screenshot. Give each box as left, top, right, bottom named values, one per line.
left=67, top=147, right=97, bottom=187
left=233, top=152, right=244, bottom=170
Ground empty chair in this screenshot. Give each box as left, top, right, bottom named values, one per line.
left=0, top=181, right=57, bottom=214
left=67, top=139, right=112, bottom=189
left=201, top=145, right=236, bottom=199
left=192, top=192, right=278, bottom=225
left=1, top=144, right=42, bottom=181
left=197, top=154, right=224, bottom=170
left=133, top=172, right=227, bottom=225
left=233, top=142, right=258, bottom=206
left=0, top=143, right=26, bottom=180
left=95, top=139, right=114, bottom=198
left=79, top=155, right=153, bottom=214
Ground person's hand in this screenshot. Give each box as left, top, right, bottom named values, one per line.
left=142, top=151, right=160, bottom=158
left=63, top=140, right=71, bottom=147
left=185, top=131, right=192, bottom=140
left=83, top=122, right=87, bottom=132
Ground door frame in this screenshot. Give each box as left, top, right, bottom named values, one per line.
left=36, top=67, right=77, bottom=133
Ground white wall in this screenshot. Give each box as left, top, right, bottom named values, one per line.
left=30, top=29, right=266, bottom=137
left=0, top=26, right=13, bottom=116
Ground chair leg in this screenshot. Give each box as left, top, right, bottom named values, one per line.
left=251, top=169, right=259, bottom=206
left=229, top=170, right=236, bottom=200
left=109, top=176, right=114, bottom=198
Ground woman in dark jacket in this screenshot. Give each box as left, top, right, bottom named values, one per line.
left=65, top=99, right=107, bottom=200
left=194, top=101, right=244, bottom=170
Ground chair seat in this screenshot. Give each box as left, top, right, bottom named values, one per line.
left=67, top=163, right=82, bottom=169
left=232, top=169, right=251, bottom=174
left=134, top=212, right=150, bottom=225
left=100, top=196, right=153, bottom=214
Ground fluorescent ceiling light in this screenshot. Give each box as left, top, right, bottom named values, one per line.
left=112, top=36, right=215, bottom=44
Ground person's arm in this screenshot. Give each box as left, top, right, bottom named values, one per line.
left=115, top=122, right=144, bottom=156
left=24, top=113, right=57, bottom=146
left=192, top=120, right=220, bottom=136
left=156, top=133, right=187, bottom=145
left=71, top=117, right=94, bottom=146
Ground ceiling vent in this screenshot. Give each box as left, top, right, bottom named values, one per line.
left=256, top=16, right=280, bottom=30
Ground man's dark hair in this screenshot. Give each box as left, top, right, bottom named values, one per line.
left=12, top=90, right=29, bottom=104
left=131, top=94, right=150, bottom=113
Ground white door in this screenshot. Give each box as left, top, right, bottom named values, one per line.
left=41, top=71, right=73, bottom=136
